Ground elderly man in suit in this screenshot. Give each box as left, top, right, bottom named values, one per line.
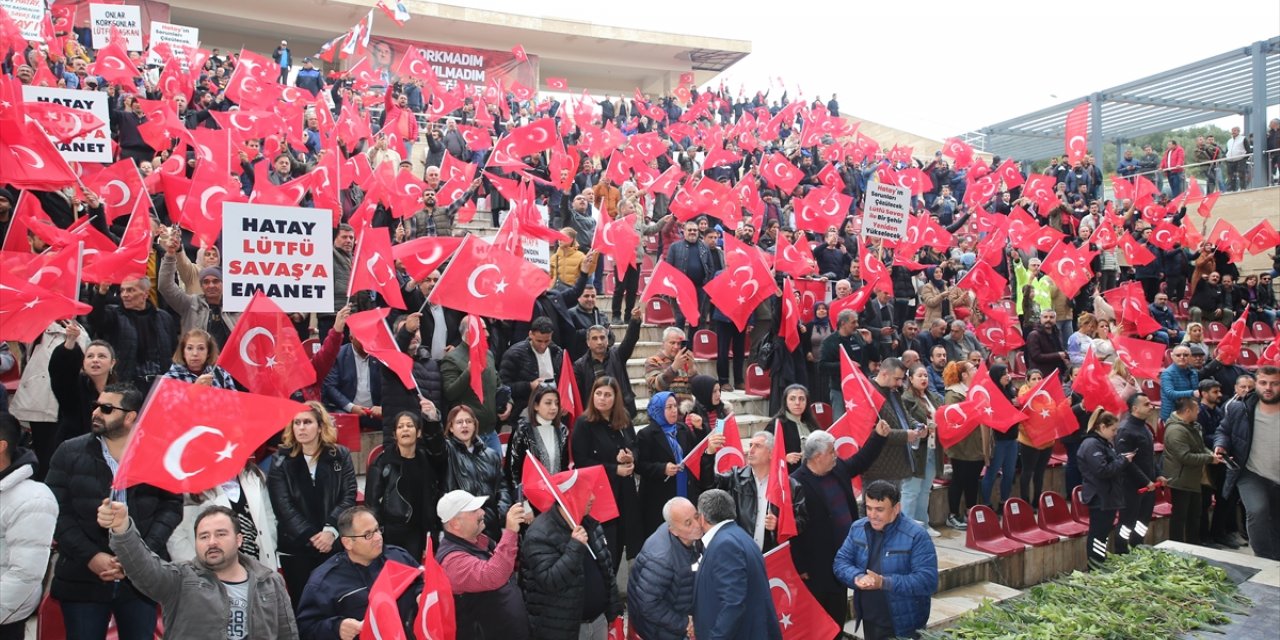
left=691, top=489, right=782, bottom=640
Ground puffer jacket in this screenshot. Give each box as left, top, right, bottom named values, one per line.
left=505, top=416, right=570, bottom=488
left=438, top=435, right=511, bottom=540
left=0, top=449, right=57, bottom=624
left=10, top=324, right=87, bottom=424
left=1078, top=432, right=1146, bottom=511
left=698, top=463, right=807, bottom=553
left=295, top=546, right=420, bottom=639
left=266, top=445, right=357, bottom=555
left=627, top=526, right=697, bottom=640
left=1162, top=414, right=1216, bottom=492
left=520, top=510, right=620, bottom=639
left=833, top=515, right=938, bottom=638
left=46, top=434, right=182, bottom=603
left=1215, top=394, right=1263, bottom=498
left=110, top=520, right=298, bottom=639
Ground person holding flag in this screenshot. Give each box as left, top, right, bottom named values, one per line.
left=699, top=430, right=808, bottom=552
left=791, top=424, right=890, bottom=631
left=98, top=500, right=298, bottom=639
left=636, top=391, right=705, bottom=535
left=833, top=480, right=938, bottom=640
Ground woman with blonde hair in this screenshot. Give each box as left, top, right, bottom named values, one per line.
left=1108, top=359, right=1141, bottom=402
left=267, top=401, right=357, bottom=603
left=1067, top=313, right=1098, bottom=367
left=162, top=329, right=236, bottom=388
left=1181, top=322, right=1209, bottom=354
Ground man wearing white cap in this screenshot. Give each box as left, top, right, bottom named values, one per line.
left=273, top=40, right=291, bottom=83
left=435, top=490, right=529, bottom=639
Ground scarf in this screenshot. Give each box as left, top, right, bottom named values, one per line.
left=647, top=391, right=687, bottom=497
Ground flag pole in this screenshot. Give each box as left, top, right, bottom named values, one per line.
left=529, top=456, right=597, bottom=560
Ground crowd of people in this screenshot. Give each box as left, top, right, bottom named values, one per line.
left=2, top=15, right=1280, bottom=640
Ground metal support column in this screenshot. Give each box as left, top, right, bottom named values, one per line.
left=1249, top=41, right=1268, bottom=187
left=1090, top=93, right=1105, bottom=171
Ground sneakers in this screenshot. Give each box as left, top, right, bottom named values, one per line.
left=946, top=514, right=968, bottom=530
left=921, top=523, right=942, bottom=538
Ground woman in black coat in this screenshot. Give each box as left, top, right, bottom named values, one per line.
left=267, top=401, right=358, bottom=604
left=766, top=383, right=823, bottom=473
left=364, top=404, right=444, bottom=560
left=1077, top=409, right=1149, bottom=568
left=44, top=323, right=116, bottom=470
left=570, top=376, right=641, bottom=571
left=506, top=385, right=571, bottom=490
left=635, top=391, right=706, bottom=535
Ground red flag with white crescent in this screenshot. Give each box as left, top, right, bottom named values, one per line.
left=218, top=292, right=316, bottom=398
left=764, top=542, right=839, bottom=640
left=1064, top=102, right=1089, bottom=165
left=413, top=538, right=455, bottom=640
left=766, top=420, right=798, bottom=541
left=360, top=560, right=421, bottom=640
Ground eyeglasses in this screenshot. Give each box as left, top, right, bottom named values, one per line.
left=91, top=402, right=134, bottom=415
left=342, top=526, right=384, bottom=541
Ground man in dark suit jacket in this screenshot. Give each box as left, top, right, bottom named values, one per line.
left=692, top=489, right=782, bottom=640
left=790, top=425, right=889, bottom=629
left=322, top=338, right=384, bottom=429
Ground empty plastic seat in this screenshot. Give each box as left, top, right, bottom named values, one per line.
left=1002, top=498, right=1060, bottom=546
left=366, top=444, right=384, bottom=470
left=1048, top=441, right=1067, bottom=467
left=964, top=505, right=1026, bottom=557
left=691, top=329, right=718, bottom=359
left=1037, top=491, right=1088, bottom=537
left=811, top=402, right=834, bottom=430
left=1250, top=321, right=1274, bottom=344
left=644, top=297, right=675, bottom=326
left=1205, top=322, right=1228, bottom=343
left=302, top=337, right=320, bottom=356
left=1238, top=348, right=1259, bottom=369
left=745, top=364, right=771, bottom=397
left=1070, top=485, right=1091, bottom=525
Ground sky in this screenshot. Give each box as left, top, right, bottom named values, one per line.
left=460, top=0, right=1279, bottom=141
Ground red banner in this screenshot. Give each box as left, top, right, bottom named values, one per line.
left=368, top=36, right=536, bottom=92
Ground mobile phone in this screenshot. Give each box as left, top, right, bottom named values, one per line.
left=1223, top=455, right=1240, bottom=471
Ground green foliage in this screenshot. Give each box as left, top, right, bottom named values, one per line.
left=1025, top=124, right=1236, bottom=175
left=919, top=548, right=1252, bottom=640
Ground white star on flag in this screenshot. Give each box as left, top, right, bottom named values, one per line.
left=214, top=442, right=238, bottom=462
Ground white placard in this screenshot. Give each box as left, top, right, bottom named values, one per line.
left=0, top=0, right=45, bottom=42
left=21, top=85, right=112, bottom=163
left=486, top=204, right=551, bottom=273
left=222, top=204, right=335, bottom=313
left=861, top=180, right=911, bottom=243
left=89, top=3, right=143, bottom=50
left=146, top=21, right=199, bottom=68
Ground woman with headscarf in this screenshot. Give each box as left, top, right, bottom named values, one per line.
left=806, top=301, right=833, bottom=402
left=919, top=265, right=953, bottom=326
left=635, top=391, right=705, bottom=536
left=979, top=364, right=1020, bottom=512
left=685, top=375, right=728, bottom=430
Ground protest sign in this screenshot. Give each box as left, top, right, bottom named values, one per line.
left=22, top=86, right=112, bottom=163
left=146, top=21, right=199, bottom=67
left=485, top=205, right=551, bottom=272
left=1, top=0, right=45, bottom=41
left=90, top=3, right=143, bottom=50
left=861, top=180, right=911, bottom=243
left=223, top=204, right=334, bottom=313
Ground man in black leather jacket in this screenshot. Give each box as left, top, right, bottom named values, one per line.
left=698, top=430, right=807, bottom=552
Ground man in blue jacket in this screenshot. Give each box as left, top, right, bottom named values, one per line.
left=691, top=490, right=782, bottom=640
left=833, top=480, right=938, bottom=640
left=628, top=497, right=703, bottom=640
left=1160, top=345, right=1200, bottom=421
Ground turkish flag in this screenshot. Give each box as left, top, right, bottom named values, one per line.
left=1215, top=309, right=1250, bottom=366
left=969, top=363, right=1027, bottom=433
left=80, top=204, right=152, bottom=285
left=219, top=292, right=316, bottom=397
left=522, top=456, right=619, bottom=524
left=348, top=226, right=407, bottom=310
left=793, top=186, right=850, bottom=235
left=3, top=192, right=68, bottom=251
left=935, top=396, right=986, bottom=449
left=88, top=39, right=140, bottom=86
left=1209, top=218, right=1247, bottom=263
left=837, top=345, right=883, bottom=430
left=0, top=273, right=90, bottom=343
left=1064, top=102, right=1089, bottom=165
left=1017, top=369, right=1075, bottom=448
left=1021, top=174, right=1059, bottom=212
left=975, top=317, right=1025, bottom=357
left=955, top=259, right=1008, bottom=306
left=347, top=307, right=417, bottom=390
left=1260, top=332, right=1280, bottom=367
left=0, top=118, right=81, bottom=190
left=1042, top=240, right=1095, bottom=298
left=0, top=243, right=79, bottom=300
left=1148, top=220, right=1184, bottom=252
left=545, top=76, right=568, bottom=90
left=780, top=278, right=801, bottom=351
left=1111, top=335, right=1166, bottom=380
left=705, top=258, right=776, bottom=331
left=683, top=414, right=745, bottom=481
left=1244, top=219, right=1280, bottom=255
left=640, top=260, right=701, bottom=327
left=766, top=420, right=798, bottom=542
left=1196, top=191, right=1221, bottom=218
left=112, top=378, right=306, bottom=493
left=760, top=152, right=802, bottom=193
left=996, top=159, right=1025, bottom=189
left=644, top=165, right=685, bottom=197
left=774, top=233, right=816, bottom=278
left=428, top=235, right=550, bottom=322
left=827, top=279, right=878, bottom=327
left=84, top=159, right=147, bottom=224
left=593, top=213, right=640, bottom=278
left=558, top=349, right=582, bottom=436
left=24, top=100, right=106, bottom=145
left=1089, top=222, right=1120, bottom=251
left=942, top=137, right=975, bottom=169
left=764, top=542, right=839, bottom=640
left=1119, top=234, right=1156, bottom=267
left=464, top=315, right=487, bottom=401
left=360, top=560, right=421, bottom=640
left=1074, top=349, right=1125, bottom=415
left=181, top=169, right=244, bottom=248
left=1103, top=282, right=1163, bottom=338
left=393, top=237, right=463, bottom=283
left=413, top=538, right=456, bottom=640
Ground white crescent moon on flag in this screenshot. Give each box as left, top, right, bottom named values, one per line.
left=163, top=425, right=223, bottom=480
left=556, top=469, right=580, bottom=492
left=768, top=578, right=794, bottom=606
left=105, top=179, right=132, bottom=208
left=12, top=145, right=45, bottom=169
left=467, top=264, right=500, bottom=298
left=239, top=327, right=274, bottom=367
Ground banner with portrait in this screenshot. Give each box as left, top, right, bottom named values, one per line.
left=367, top=36, right=537, bottom=92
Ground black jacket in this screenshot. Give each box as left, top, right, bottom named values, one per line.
left=699, top=463, right=808, bottom=553
left=47, top=343, right=102, bottom=444
left=635, top=422, right=706, bottom=535
left=500, top=340, right=564, bottom=415
left=86, top=294, right=178, bottom=392
left=46, top=434, right=182, bottom=603
left=364, top=437, right=444, bottom=539
left=379, top=327, right=445, bottom=446
left=1114, top=416, right=1159, bottom=493
left=295, top=546, right=421, bottom=639
left=789, top=430, right=887, bottom=595
left=505, top=416, right=570, bottom=489
left=665, top=241, right=713, bottom=286
left=1215, top=394, right=1264, bottom=498
left=1078, top=432, right=1146, bottom=511
left=573, top=317, right=642, bottom=418
left=437, top=435, right=511, bottom=540
left=520, top=510, right=620, bottom=639
left=267, top=446, right=358, bottom=555
left=571, top=417, right=643, bottom=556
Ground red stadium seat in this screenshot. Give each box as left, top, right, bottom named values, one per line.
left=1140, top=379, right=1161, bottom=404
left=744, top=364, right=771, bottom=397
left=1175, top=299, right=1190, bottom=320
left=1205, top=322, right=1228, bottom=344
left=37, top=593, right=64, bottom=640
left=1038, top=491, right=1088, bottom=537
left=302, top=338, right=320, bottom=356
left=811, top=402, right=834, bottom=430
left=964, top=505, right=1026, bottom=557
left=366, top=444, right=384, bottom=470
left=644, top=297, right=676, bottom=326
left=1153, top=485, right=1173, bottom=518
left=1249, top=321, right=1274, bottom=344
left=1162, top=348, right=1173, bottom=367
left=1048, top=441, right=1067, bottom=467
left=691, top=329, right=718, bottom=360
left=1070, top=485, right=1091, bottom=525
left=1238, top=348, right=1259, bottom=369
left=1002, top=498, right=1060, bottom=546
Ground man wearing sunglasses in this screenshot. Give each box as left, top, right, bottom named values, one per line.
left=45, top=384, right=182, bottom=640
left=295, top=506, right=421, bottom=639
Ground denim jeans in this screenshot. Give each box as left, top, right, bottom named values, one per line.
left=829, top=388, right=845, bottom=420
left=981, top=439, right=1019, bottom=507
left=480, top=430, right=503, bottom=460
left=900, top=445, right=938, bottom=525
left=60, top=591, right=158, bottom=640
left=1237, top=471, right=1280, bottom=560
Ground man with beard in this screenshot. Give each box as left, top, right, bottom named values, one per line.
left=1215, top=366, right=1280, bottom=560
left=46, top=384, right=182, bottom=640
left=99, top=501, right=298, bottom=639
